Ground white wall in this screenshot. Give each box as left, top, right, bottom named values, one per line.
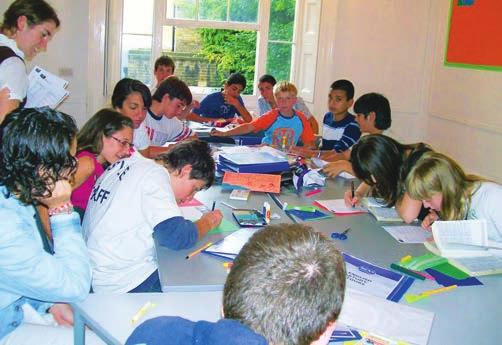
left=425, top=1, right=502, bottom=182
left=0, top=0, right=90, bottom=127
left=313, top=0, right=501, bottom=182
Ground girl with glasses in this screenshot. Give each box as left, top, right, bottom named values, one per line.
left=71, top=109, right=133, bottom=219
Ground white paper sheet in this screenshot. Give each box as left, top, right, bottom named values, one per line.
left=383, top=225, right=432, bottom=244
left=338, top=289, right=435, bottom=345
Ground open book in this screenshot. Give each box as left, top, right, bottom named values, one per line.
left=360, top=197, right=403, bottom=222
left=424, top=220, right=502, bottom=276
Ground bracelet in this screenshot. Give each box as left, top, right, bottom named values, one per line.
left=48, top=201, right=74, bottom=216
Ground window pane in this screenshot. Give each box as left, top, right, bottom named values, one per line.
left=161, top=26, right=256, bottom=94
left=199, top=0, right=227, bottom=21
left=121, top=34, right=153, bottom=86
left=269, top=0, right=296, bottom=41
left=229, top=0, right=258, bottom=23
left=123, top=0, right=154, bottom=34
left=166, top=0, right=196, bottom=20
left=266, top=42, right=292, bottom=81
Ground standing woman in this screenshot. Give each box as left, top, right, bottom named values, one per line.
left=71, top=109, right=134, bottom=219
left=0, top=0, right=60, bottom=122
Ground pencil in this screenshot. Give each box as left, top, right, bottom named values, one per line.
left=185, top=242, right=213, bottom=259
left=221, top=201, right=237, bottom=209
left=131, top=301, right=156, bottom=324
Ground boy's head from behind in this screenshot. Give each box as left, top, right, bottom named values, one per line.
left=328, top=79, right=354, bottom=116
left=353, top=93, right=391, bottom=133
left=152, top=76, right=192, bottom=118
left=223, top=223, right=346, bottom=345
left=154, top=55, right=175, bottom=85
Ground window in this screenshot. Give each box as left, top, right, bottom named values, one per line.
left=116, top=0, right=298, bottom=95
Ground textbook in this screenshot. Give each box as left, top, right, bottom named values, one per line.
left=424, top=220, right=502, bottom=276
left=360, top=197, right=403, bottom=222
left=218, top=152, right=290, bottom=174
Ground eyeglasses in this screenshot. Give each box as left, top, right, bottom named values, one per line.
left=110, top=135, right=134, bottom=148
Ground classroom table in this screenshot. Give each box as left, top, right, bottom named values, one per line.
left=73, top=291, right=222, bottom=345
left=154, top=176, right=502, bottom=344
left=74, top=175, right=501, bottom=344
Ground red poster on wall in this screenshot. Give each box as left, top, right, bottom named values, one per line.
left=445, top=0, right=502, bottom=71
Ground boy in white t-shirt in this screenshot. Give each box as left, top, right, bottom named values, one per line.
left=135, top=76, right=195, bottom=158
left=83, top=140, right=223, bottom=293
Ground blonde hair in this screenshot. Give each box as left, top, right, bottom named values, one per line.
left=273, top=81, right=297, bottom=97
left=406, top=151, right=485, bottom=220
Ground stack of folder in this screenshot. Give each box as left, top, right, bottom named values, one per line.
left=217, top=151, right=290, bottom=173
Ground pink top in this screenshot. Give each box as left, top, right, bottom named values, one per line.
left=71, top=150, right=105, bottom=211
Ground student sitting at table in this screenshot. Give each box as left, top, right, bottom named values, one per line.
left=111, top=78, right=152, bottom=151
left=144, top=76, right=194, bottom=144
left=112, top=77, right=191, bottom=159
left=83, top=140, right=223, bottom=293
left=406, top=151, right=502, bottom=241
left=188, top=72, right=253, bottom=124
left=323, top=92, right=391, bottom=177
left=71, top=109, right=133, bottom=220
left=0, top=108, right=102, bottom=344
left=290, top=79, right=360, bottom=159
left=211, top=81, right=316, bottom=149
left=150, top=55, right=175, bottom=94
left=125, top=223, right=346, bottom=345
left=257, top=74, right=319, bottom=133
left=346, top=134, right=432, bottom=223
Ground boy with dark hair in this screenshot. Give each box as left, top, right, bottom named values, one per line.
left=135, top=76, right=194, bottom=158
left=353, top=92, right=391, bottom=133
left=321, top=79, right=360, bottom=153
left=323, top=92, right=392, bottom=178
left=189, top=72, right=253, bottom=123
left=211, top=81, right=315, bottom=148
left=0, top=107, right=100, bottom=344
left=83, top=140, right=223, bottom=293
left=257, top=74, right=319, bottom=133
left=151, top=55, right=175, bottom=93
left=125, top=223, right=346, bottom=345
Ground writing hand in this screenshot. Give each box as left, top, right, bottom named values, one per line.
left=421, top=210, right=439, bottom=231
left=344, top=189, right=360, bottom=207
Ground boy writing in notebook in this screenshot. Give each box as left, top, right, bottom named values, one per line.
left=126, top=223, right=346, bottom=345
left=323, top=92, right=391, bottom=177
left=83, top=140, right=223, bottom=293
left=211, top=81, right=316, bottom=149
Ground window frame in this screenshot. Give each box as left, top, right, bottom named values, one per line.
left=107, top=0, right=300, bottom=108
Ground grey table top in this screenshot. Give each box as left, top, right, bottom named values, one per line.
left=154, top=176, right=502, bottom=344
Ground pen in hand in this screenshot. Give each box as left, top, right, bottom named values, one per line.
left=351, top=181, right=355, bottom=208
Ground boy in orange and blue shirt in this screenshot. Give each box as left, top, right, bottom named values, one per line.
left=211, top=81, right=315, bottom=149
